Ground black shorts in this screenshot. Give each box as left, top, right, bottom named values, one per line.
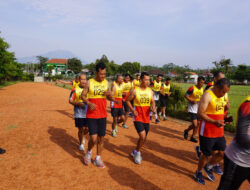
left=123, top=101, right=130, bottom=113
left=218, top=155, right=250, bottom=190
left=87, top=118, right=106, bottom=136
left=75, top=118, right=87, bottom=128
left=189, top=112, right=200, bottom=121
left=111, top=108, right=124, bottom=117
left=199, top=136, right=226, bottom=156
left=155, top=100, right=159, bottom=107
left=160, top=95, right=168, bottom=107
left=134, top=121, right=150, bottom=135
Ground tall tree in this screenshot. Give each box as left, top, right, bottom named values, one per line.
left=36, top=56, right=48, bottom=73
left=67, top=58, right=82, bottom=74
left=0, top=32, right=22, bottom=83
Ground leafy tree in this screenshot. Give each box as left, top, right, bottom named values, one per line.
left=233, top=64, right=250, bottom=82
left=120, top=61, right=140, bottom=74
left=0, top=32, right=22, bottom=83
left=67, top=58, right=82, bottom=74
left=36, top=56, right=48, bottom=72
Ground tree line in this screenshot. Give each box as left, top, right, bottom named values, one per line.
left=0, top=32, right=249, bottom=84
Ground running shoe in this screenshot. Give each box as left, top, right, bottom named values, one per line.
left=131, top=149, right=137, bottom=157
left=129, top=112, right=133, bottom=117
left=155, top=119, right=160, bottom=124
left=115, top=125, right=118, bottom=132
left=122, top=124, right=129, bottom=129
left=194, top=145, right=201, bottom=160
left=163, top=116, right=167, bottom=121
left=194, top=170, right=205, bottom=185
left=190, top=136, right=198, bottom=143
left=134, top=151, right=142, bottom=164
left=203, top=164, right=215, bottom=182
left=184, top=129, right=188, bottom=140
left=83, top=151, right=92, bottom=165
left=0, top=148, right=6, bottom=154
left=213, top=164, right=223, bottom=175
left=111, top=130, right=117, bottom=137
left=150, top=116, right=152, bottom=121
left=79, top=144, right=85, bottom=151
left=93, top=158, right=106, bottom=168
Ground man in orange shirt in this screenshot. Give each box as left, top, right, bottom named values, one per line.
left=194, top=78, right=231, bottom=185
left=81, top=61, right=119, bottom=168
left=126, top=72, right=156, bottom=164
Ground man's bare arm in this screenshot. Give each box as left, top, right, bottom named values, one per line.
left=126, top=88, right=137, bottom=116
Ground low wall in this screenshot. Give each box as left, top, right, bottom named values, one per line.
left=34, top=76, right=44, bottom=82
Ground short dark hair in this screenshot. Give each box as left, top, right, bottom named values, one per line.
left=157, top=74, right=163, bottom=77
left=198, top=76, right=205, bottom=81
left=116, top=74, right=123, bottom=80
left=96, top=61, right=106, bottom=72
left=213, top=70, right=223, bottom=78
left=124, top=73, right=131, bottom=78
left=136, top=74, right=140, bottom=77
left=215, top=78, right=230, bottom=88
left=141, top=72, right=149, bottom=80
left=166, top=77, right=171, bottom=81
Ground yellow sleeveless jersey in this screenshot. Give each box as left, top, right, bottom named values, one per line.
left=134, top=87, right=152, bottom=107
left=162, top=84, right=171, bottom=95
left=122, top=81, right=132, bottom=93
left=133, top=79, right=140, bottom=88
left=87, top=78, right=108, bottom=99
left=113, top=81, right=123, bottom=99
left=133, top=87, right=152, bottom=123
left=151, top=80, right=162, bottom=92
left=189, top=85, right=204, bottom=102
left=199, top=89, right=226, bottom=138
left=75, top=85, right=84, bottom=103
left=111, top=81, right=123, bottom=108
left=86, top=78, right=108, bottom=118
left=72, top=80, right=80, bottom=90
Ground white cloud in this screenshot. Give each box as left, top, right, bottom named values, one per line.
left=13, top=0, right=110, bottom=25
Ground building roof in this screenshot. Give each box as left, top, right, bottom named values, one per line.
left=185, top=71, right=197, bottom=75
left=46, top=59, right=67, bottom=64
left=168, top=71, right=178, bottom=76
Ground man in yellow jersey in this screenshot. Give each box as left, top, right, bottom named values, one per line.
left=110, top=74, right=125, bottom=137
left=150, top=74, right=163, bottom=124
left=194, top=78, right=231, bottom=185
left=57, top=75, right=80, bottom=90
left=69, top=73, right=88, bottom=151
left=133, top=74, right=140, bottom=88
left=159, top=77, right=172, bottom=120
left=184, top=76, right=205, bottom=143
left=121, top=73, right=132, bottom=129
left=81, top=61, right=119, bottom=168
left=126, top=72, right=156, bottom=164
left=218, top=95, right=250, bottom=190
left=195, top=71, right=229, bottom=173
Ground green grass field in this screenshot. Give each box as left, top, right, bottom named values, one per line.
left=174, top=82, right=250, bottom=131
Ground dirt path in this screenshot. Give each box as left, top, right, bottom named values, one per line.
left=0, top=83, right=248, bottom=190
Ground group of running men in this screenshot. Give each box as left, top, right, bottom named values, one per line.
left=59, top=61, right=249, bottom=190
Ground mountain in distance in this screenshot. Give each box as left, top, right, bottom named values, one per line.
left=17, top=50, right=88, bottom=65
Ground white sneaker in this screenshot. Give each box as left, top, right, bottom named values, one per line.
left=134, top=151, right=142, bottom=164
left=79, top=144, right=84, bottom=151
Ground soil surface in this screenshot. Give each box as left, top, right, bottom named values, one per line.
left=0, top=83, right=249, bottom=190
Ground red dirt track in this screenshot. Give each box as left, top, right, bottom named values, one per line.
left=0, top=83, right=249, bottom=190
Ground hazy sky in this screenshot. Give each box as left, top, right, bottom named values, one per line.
left=1, top=0, right=250, bottom=68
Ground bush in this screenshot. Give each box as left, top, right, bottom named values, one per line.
left=22, top=73, right=34, bottom=81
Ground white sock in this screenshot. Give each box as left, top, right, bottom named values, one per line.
left=163, top=114, right=166, bottom=117
left=159, top=112, right=162, bottom=116
left=96, top=155, right=101, bottom=160
left=207, top=164, right=213, bottom=170
left=81, top=137, right=85, bottom=145
left=150, top=112, right=153, bottom=116
left=155, top=114, right=158, bottom=119
left=87, top=149, right=92, bottom=154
